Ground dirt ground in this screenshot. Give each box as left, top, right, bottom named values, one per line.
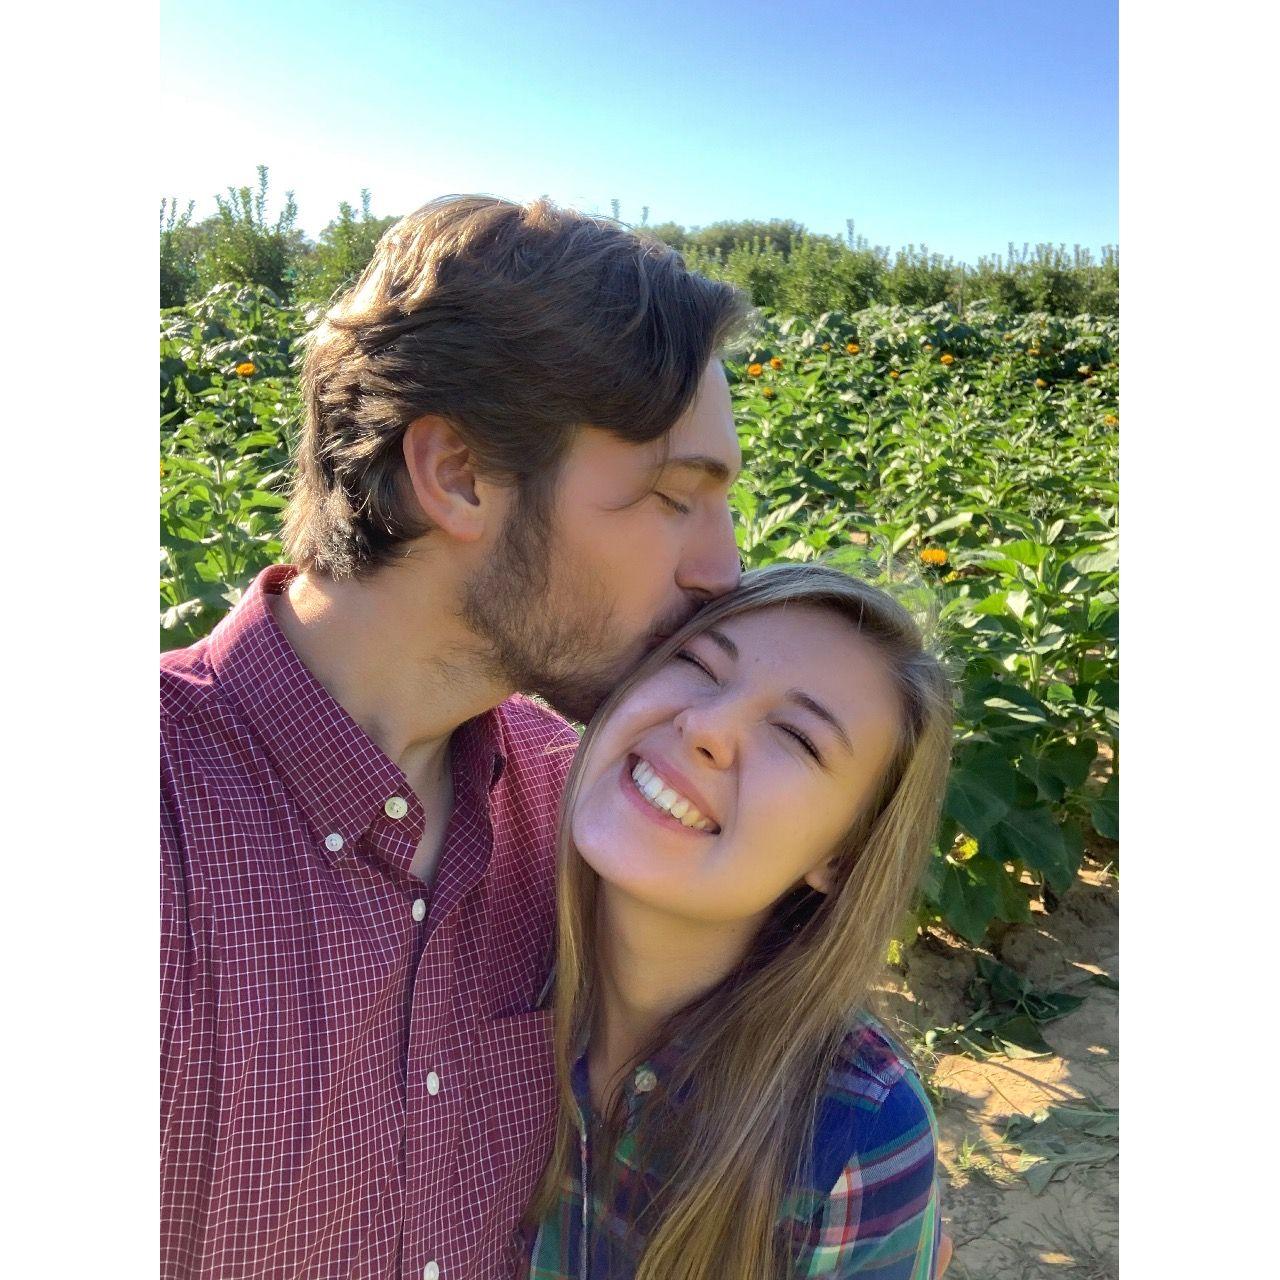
left=880, top=863, right=1119, bottom=1279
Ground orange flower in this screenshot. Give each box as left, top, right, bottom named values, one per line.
left=769, top=356, right=783, bottom=370
left=1035, top=377, right=1048, bottom=389
left=235, top=361, right=256, bottom=377
left=1028, top=346, right=1041, bottom=356
left=762, top=386, right=776, bottom=399
left=920, top=548, right=948, bottom=567
left=747, top=363, right=763, bottom=377
left=846, top=342, right=860, bottom=355
left=889, top=370, right=900, bottom=380
left=940, top=353, right=955, bottom=366
left=923, top=341, right=933, bottom=350
left=1104, top=413, right=1118, bottom=426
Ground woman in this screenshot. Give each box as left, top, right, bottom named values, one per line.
left=520, top=561, right=954, bottom=1279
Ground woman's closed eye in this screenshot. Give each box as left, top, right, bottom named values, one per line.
left=675, top=650, right=823, bottom=763
left=676, top=649, right=715, bottom=679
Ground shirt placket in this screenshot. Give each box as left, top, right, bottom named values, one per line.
left=346, top=784, right=443, bottom=1280
left=576, top=1059, right=658, bottom=1280
left=398, top=772, right=491, bottom=1280
left=400, top=886, right=441, bottom=1280
left=578, top=1120, right=591, bottom=1280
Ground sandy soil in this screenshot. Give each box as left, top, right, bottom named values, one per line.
left=881, top=864, right=1119, bottom=1279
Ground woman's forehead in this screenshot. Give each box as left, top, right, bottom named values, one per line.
left=698, top=605, right=899, bottom=717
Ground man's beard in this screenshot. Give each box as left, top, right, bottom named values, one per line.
left=460, top=486, right=682, bottom=725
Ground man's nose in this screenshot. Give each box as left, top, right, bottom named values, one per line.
left=677, top=503, right=742, bottom=602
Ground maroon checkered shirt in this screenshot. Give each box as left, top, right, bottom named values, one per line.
left=161, top=566, right=579, bottom=1280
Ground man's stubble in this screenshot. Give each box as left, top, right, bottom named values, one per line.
left=460, top=486, right=680, bottom=725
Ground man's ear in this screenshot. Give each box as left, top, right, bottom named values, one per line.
left=401, top=414, right=491, bottom=543
left=802, top=857, right=839, bottom=896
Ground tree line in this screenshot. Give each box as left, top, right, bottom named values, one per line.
left=161, top=167, right=1119, bottom=317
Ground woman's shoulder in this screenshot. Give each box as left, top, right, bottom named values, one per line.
left=828, top=1010, right=921, bottom=1100
left=808, top=1012, right=938, bottom=1199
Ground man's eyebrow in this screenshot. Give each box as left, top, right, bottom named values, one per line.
left=660, top=455, right=741, bottom=486
left=701, top=627, right=855, bottom=755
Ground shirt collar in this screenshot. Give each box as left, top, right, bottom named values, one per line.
left=565, top=1014, right=690, bottom=1134
left=206, top=565, right=505, bottom=875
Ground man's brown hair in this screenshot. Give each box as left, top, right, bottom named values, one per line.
left=283, top=195, right=753, bottom=578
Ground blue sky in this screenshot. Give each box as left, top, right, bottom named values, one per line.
left=160, top=0, right=1117, bottom=265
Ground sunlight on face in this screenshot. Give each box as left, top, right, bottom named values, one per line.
left=461, top=362, right=744, bottom=723
left=570, top=604, right=903, bottom=926
left=539, top=363, right=743, bottom=702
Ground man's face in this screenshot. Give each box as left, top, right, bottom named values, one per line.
left=462, top=360, right=743, bottom=723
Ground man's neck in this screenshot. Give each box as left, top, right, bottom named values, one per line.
left=268, top=562, right=512, bottom=793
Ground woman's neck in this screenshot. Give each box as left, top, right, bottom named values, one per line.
left=588, top=888, right=758, bottom=1110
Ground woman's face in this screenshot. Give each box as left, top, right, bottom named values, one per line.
left=570, top=603, right=903, bottom=927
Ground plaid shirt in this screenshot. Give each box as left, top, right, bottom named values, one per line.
left=520, top=1011, right=942, bottom=1280
left=161, top=565, right=578, bottom=1279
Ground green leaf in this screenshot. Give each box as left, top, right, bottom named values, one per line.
left=945, top=769, right=1012, bottom=839
left=1089, top=775, right=1119, bottom=840
left=983, top=695, right=1048, bottom=725
left=890, top=522, right=921, bottom=555
left=924, top=511, right=975, bottom=537
left=988, top=806, right=1075, bottom=891
left=993, top=866, right=1034, bottom=923
left=980, top=682, right=1050, bottom=724
left=1040, top=739, right=1099, bottom=790
left=242, top=490, right=287, bottom=511
left=1005, top=589, right=1032, bottom=620
left=1023, top=1159, right=1059, bottom=1194
left=998, top=539, right=1049, bottom=568
left=966, top=592, right=1006, bottom=619
left=1069, top=538, right=1119, bottom=575
left=990, top=1014, right=1054, bottom=1058
left=935, top=857, right=1001, bottom=945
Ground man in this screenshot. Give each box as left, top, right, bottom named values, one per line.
left=161, top=195, right=748, bottom=1279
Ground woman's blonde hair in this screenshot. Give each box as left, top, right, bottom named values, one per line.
left=526, top=559, right=955, bottom=1280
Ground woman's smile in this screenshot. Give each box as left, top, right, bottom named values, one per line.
left=571, top=604, right=902, bottom=926
left=618, top=754, right=721, bottom=837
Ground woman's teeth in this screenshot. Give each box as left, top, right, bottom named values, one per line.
left=630, top=758, right=718, bottom=832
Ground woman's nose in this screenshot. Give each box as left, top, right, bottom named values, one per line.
left=673, top=701, right=736, bottom=767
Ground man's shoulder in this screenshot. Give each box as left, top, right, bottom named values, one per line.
left=160, top=638, right=217, bottom=728
left=493, top=694, right=580, bottom=779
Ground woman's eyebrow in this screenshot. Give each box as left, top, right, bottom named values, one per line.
left=703, top=627, right=739, bottom=660
left=702, top=628, right=854, bottom=754
left=786, top=691, right=854, bottom=755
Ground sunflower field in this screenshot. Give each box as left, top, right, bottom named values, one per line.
left=161, top=284, right=1118, bottom=946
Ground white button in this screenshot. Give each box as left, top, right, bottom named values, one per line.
left=634, top=1067, right=657, bottom=1093
left=324, top=833, right=344, bottom=853
left=384, top=796, right=409, bottom=819
left=412, top=897, right=427, bottom=922
left=426, top=1070, right=440, bottom=1096
left=423, top=1263, right=439, bottom=1280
